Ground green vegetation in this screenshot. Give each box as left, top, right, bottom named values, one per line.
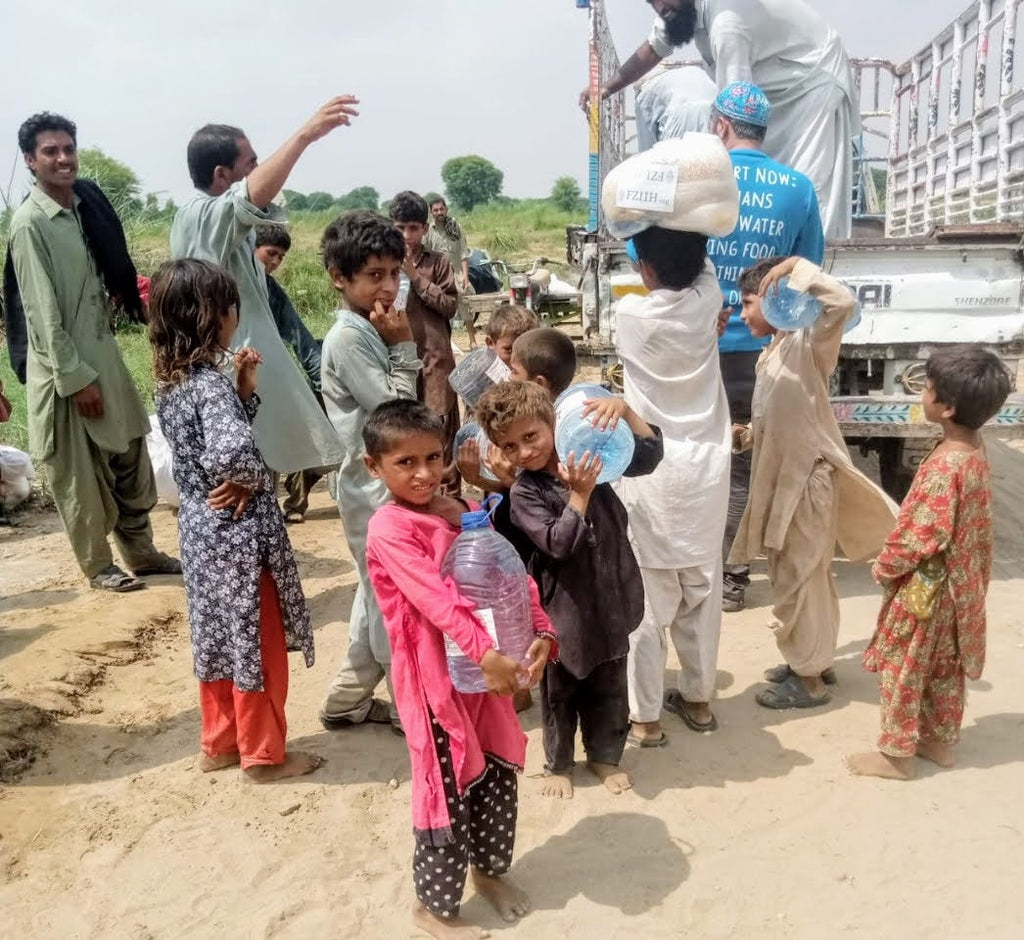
left=440, top=156, right=504, bottom=212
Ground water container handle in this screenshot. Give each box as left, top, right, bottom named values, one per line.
left=461, top=493, right=503, bottom=530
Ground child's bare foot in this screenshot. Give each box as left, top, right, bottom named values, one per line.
left=199, top=752, right=240, bottom=772
left=243, top=751, right=323, bottom=783
left=471, top=870, right=531, bottom=923
left=587, top=761, right=632, bottom=795
left=844, top=751, right=915, bottom=780
left=917, top=740, right=956, bottom=768
left=412, top=902, right=490, bottom=939
left=539, top=772, right=573, bottom=799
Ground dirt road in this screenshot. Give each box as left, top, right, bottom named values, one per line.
left=1, top=440, right=1022, bottom=939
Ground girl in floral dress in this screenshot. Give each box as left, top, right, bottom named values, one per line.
left=846, top=347, right=1012, bottom=780
left=149, top=259, right=320, bottom=782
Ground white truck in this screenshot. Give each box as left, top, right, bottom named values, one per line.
left=571, top=0, right=1024, bottom=499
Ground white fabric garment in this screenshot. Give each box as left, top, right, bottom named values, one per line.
left=649, top=0, right=857, bottom=239
left=635, top=65, right=716, bottom=151
left=614, top=261, right=732, bottom=569
left=627, top=559, right=723, bottom=718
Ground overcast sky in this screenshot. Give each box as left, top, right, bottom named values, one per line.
left=0, top=0, right=974, bottom=208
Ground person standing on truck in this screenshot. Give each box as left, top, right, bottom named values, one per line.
left=708, top=81, right=825, bottom=613
left=583, top=0, right=856, bottom=239
left=634, top=63, right=716, bottom=150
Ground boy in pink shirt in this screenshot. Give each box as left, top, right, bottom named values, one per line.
left=363, top=399, right=556, bottom=938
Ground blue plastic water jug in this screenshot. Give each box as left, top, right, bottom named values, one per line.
left=554, top=383, right=635, bottom=485
left=449, top=346, right=512, bottom=408
left=439, top=495, right=535, bottom=693
left=760, top=276, right=822, bottom=331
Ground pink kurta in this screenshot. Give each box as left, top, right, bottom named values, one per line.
left=366, top=501, right=557, bottom=845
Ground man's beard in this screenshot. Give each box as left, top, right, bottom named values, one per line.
left=662, top=2, right=697, bottom=47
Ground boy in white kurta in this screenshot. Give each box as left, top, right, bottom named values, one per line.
left=616, top=227, right=732, bottom=742
left=730, top=256, right=898, bottom=708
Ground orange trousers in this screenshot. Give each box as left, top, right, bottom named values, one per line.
left=199, top=570, right=288, bottom=768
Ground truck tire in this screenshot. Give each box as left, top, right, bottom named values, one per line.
left=877, top=438, right=914, bottom=503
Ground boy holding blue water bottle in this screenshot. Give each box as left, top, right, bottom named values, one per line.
left=730, top=256, right=896, bottom=710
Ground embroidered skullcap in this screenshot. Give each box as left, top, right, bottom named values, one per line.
left=714, top=81, right=771, bottom=128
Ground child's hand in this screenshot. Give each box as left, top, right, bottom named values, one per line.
left=582, top=396, right=629, bottom=432
left=486, top=444, right=518, bottom=489
left=758, top=256, right=802, bottom=298
left=429, top=494, right=467, bottom=528
left=208, top=480, right=253, bottom=519
left=370, top=300, right=414, bottom=345
left=480, top=648, right=527, bottom=697
left=456, top=438, right=486, bottom=489
left=732, top=423, right=749, bottom=451
left=717, top=307, right=732, bottom=337
left=233, top=347, right=263, bottom=401
left=523, top=637, right=553, bottom=689
left=559, top=451, right=603, bottom=499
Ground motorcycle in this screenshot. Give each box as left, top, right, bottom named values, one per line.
left=492, top=258, right=553, bottom=312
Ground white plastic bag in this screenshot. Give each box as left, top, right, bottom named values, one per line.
left=147, top=415, right=179, bottom=508
left=0, top=445, right=34, bottom=510
left=602, top=133, right=739, bottom=239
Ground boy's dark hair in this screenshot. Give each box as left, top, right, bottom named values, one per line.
left=486, top=305, right=540, bottom=342
left=511, top=328, right=577, bottom=396
left=388, top=190, right=430, bottom=225
left=321, top=210, right=405, bottom=279
left=148, top=259, right=240, bottom=388
left=476, top=380, right=556, bottom=446
left=18, top=112, right=77, bottom=155
left=926, top=346, right=1012, bottom=430
left=710, top=106, right=768, bottom=144
left=187, top=124, right=246, bottom=190
left=738, top=256, right=790, bottom=296
left=632, top=226, right=709, bottom=291
left=363, top=399, right=445, bottom=459
left=254, top=224, right=291, bottom=252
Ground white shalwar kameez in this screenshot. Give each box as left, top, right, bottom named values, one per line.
left=650, top=0, right=857, bottom=240
left=615, top=262, right=732, bottom=718
left=634, top=65, right=717, bottom=151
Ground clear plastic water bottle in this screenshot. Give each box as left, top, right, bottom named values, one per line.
left=439, top=495, right=535, bottom=693
left=760, top=276, right=822, bottom=331
left=448, top=346, right=512, bottom=408
left=553, top=383, right=635, bottom=485
left=395, top=272, right=411, bottom=312
left=454, top=421, right=498, bottom=483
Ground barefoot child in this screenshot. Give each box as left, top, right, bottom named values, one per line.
left=847, top=347, right=1011, bottom=780
left=730, top=256, right=897, bottom=709
left=476, top=379, right=663, bottom=799
left=148, top=259, right=320, bottom=782
left=363, top=400, right=556, bottom=937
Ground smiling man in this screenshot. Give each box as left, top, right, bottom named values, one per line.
left=7, top=112, right=180, bottom=591
left=584, top=0, right=856, bottom=239
left=170, top=97, right=359, bottom=478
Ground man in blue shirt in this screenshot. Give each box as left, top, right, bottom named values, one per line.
left=708, top=81, right=825, bottom=612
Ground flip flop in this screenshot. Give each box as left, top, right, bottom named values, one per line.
left=755, top=674, right=831, bottom=710
left=627, top=730, right=668, bottom=749
left=90, top=565, right=146, bottom=593
left=764, top=663, right=837, bottom=685
left=131, top=553, right=182, bottom=577
left=663, top=689, right=718, bottom=733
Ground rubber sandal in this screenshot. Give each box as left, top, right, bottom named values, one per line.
left=131, top=553, right=182, bottom=577
left=764, top=663, right=837, bottom=686
left=663, top=689, right=718, bottom=733
left=627, top=730, right=668, bottom=749
left=284, top=510, right=305, bottom=524
left=755, top=674, right=831, bottom=710
left=90, top=565, right=146, bottom=593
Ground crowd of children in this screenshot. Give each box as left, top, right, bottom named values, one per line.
left=145, top=194, right=1012, bottom=938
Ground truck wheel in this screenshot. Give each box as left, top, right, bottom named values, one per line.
left=877, top=439, right=914, bottom=503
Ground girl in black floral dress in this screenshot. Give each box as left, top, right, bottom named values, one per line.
left=149, top=259, right=321, bottom=782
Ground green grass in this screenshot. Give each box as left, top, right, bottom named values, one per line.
left=0, top=199, right=585, bottom=454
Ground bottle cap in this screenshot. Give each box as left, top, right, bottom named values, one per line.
left=461, top=493, right=503, bottom=530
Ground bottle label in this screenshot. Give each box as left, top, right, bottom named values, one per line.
left=484, top=356, right=512, bottom=385
left=444, top=608, right=498, bottom=658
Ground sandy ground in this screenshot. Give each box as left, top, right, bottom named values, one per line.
left=1, top=438, right=1023, bottom=940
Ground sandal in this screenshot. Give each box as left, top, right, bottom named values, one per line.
left=284, top=510, right=305, bottom=524
left=663, top=689, right=718, bottom=733
left=131, top=553, right=182, bottom=577
left=764, top=663, right=837, bottom=686
left=91, top=565, right=146, bottom=593
left=627, top=730, right=668, bottom=749
left=755, top=674, right=831, bottom=710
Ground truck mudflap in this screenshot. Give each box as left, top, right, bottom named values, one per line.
left=834, top=394, right=1024, bottom=438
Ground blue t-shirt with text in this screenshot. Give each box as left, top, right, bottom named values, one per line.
left=710, top=150, right=825, bottom=353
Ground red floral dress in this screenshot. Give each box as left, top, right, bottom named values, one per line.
left=864, top=448, right=992, bottom=756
